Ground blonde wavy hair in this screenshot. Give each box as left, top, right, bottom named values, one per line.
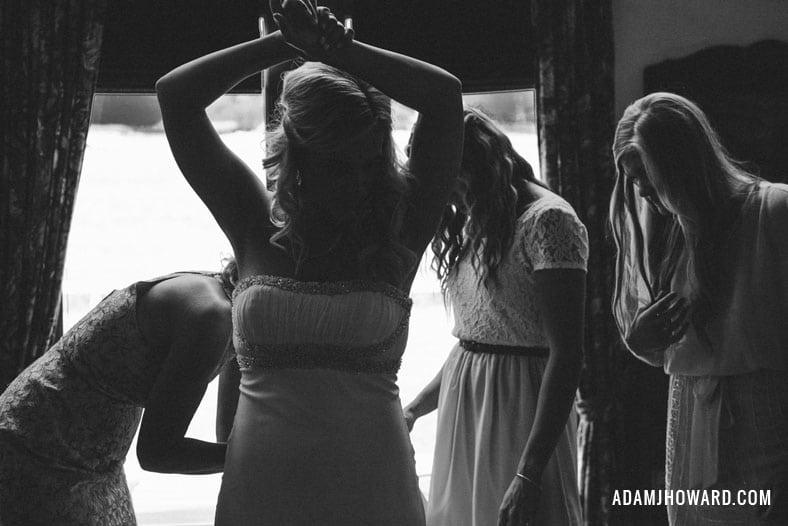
left=263, top=62, right=415, bottom=283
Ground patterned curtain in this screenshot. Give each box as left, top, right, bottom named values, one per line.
left=0, top=0, right=106, bottom=391
left=530, top=1, right=618, bottom=524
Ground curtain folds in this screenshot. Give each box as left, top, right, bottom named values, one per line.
left=530, top=1, right=618, bottom=524
left=0, top=0, right=106, bottom=391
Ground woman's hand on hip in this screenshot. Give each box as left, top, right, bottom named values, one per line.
left=402, top=406, right=417, bottom=432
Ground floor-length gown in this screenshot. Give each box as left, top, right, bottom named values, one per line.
left=215, top=275, right=425, bottom=526
left=0, top=272, right=232, bottom=526
left=427, top=194, right=586, bottom=526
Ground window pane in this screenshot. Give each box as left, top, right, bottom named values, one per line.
left=65, top=90, right=537, bottom=524
left=392, top=90, right=539, bottom=175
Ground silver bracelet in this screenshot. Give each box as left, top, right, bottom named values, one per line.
left=516, top=472, right=541, bottom=489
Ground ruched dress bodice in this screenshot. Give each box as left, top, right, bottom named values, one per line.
left=232, top=275, right=411, bottom=374
left=216, top=275, right=425, bottom=526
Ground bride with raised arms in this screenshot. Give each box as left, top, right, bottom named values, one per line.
left=156, top=1, right=463, bottom=524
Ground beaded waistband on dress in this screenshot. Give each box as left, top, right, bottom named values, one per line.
left=459, top=339, right=549, bottom=357
left=236, top=352, right=401, bottom=374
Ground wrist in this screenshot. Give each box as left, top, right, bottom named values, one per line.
left=517, top=460, right=544, bottom=484
left=515, top=472, right=541, bottom=490
left=267, top=31, right=301, bottom=60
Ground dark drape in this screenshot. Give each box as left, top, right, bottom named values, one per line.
left=94, top=1, right=534, bottom=94
left=531, top=1, right=618, bottom=524
left=645, top=40, right=788, bottom=184
left=0, top=0, right=106, bottom=391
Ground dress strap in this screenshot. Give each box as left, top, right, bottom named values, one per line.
left=459, top=339, right=549, bottom=357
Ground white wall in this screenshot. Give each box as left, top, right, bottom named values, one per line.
left=613, top=0, right=788, bottom=116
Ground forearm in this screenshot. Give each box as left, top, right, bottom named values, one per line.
left=156, top=31, right=297, bottom=111
left=324, top=40, right=462, bottom=116
left=216, top=359, right=241, bottom=442
left=138, top=438, right=227, bottom=475
left=517, top=354, right=581, bottom=480
left=216, top=407, right=236, bottom=444
left=405, top=365, right=444, bottom=418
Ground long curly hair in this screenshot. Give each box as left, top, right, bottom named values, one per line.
left=610, top=92, right=757, bottom=330
left=431, top=107, right=546, bottom=293
left=263, top=62, right=415, bottom=284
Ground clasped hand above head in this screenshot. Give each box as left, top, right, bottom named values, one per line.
left=626, top=291, right=690, bottom=364
left=270, top=0, right=354, bottom=59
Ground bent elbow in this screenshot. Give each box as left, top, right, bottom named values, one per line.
left=137, top=449, right=166, bottom=473
left=154, top=75, right=190, bottom=113
left=137, top=440, right=177, bottom=473
left=445, top=73, right=462, bottom=95
left=155, top=76, right=176, bottom=109
left=444, top=75, right=463, bottom=108
left=155, top=73, right=174, bottom=96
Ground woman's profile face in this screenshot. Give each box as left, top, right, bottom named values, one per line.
left=622, top=154, right=670, bottom=216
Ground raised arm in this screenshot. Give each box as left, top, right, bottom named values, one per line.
left=156, top=32, right=298, bottom=258
left=329, top=45, right=462, bottom=256
left=273, top=0, right=464, bottom=257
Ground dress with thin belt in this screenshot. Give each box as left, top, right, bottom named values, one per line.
left=427, top=194, right=587, bottom=526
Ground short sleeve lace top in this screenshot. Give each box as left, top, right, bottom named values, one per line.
left=448, top=194, right=589, bottom=347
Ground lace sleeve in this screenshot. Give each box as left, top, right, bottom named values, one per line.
left=523, top=204, right=589, bottom=271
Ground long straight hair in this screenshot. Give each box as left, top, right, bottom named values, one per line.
left=431, top=107, right=546, bottom=293
left=610, top=92, right=757, bottom=330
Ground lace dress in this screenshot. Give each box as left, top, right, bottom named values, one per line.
left=215, top=275, right=425, bottom=526
left=426, top=194, right=587, bottom=526
left=0, top=273, right=230, bottom=526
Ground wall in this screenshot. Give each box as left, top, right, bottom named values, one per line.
left=613, top=0, right=788, bottom=116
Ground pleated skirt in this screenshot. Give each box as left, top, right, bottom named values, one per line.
left=426, top=344, right=581, bottom=526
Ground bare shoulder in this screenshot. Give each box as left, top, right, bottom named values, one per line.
left=147, top=272, right=228, bottom=307
left=138, top=274, right=232, bottom=346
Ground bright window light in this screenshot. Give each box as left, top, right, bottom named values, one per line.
left=63, top=90, right=537, bottom=524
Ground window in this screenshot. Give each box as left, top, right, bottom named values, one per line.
left=63, top=90, right=537, bottom=524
